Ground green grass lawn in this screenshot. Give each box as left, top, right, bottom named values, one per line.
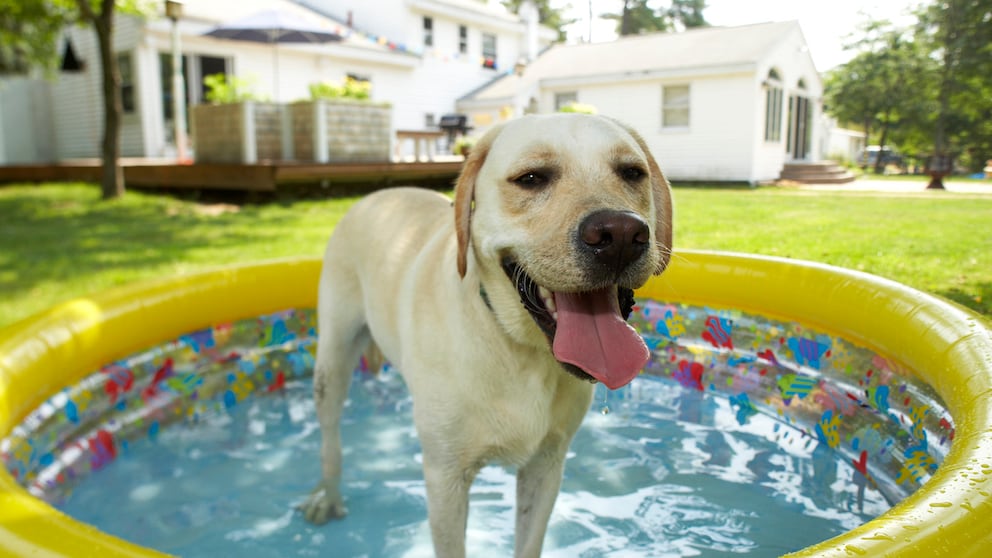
left=1, top=182, right=990, bottom=329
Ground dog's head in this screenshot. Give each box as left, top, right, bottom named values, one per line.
left=453, top=114, right=673, bottom=390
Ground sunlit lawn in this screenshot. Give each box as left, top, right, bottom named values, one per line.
left=1, top=181, right=990, bottom=329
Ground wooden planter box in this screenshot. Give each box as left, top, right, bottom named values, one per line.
left=290, top=100, right=391, bottom=163
left=190, top=102, right=287, bottom=164
left=191, top=100, right=392, bottom=164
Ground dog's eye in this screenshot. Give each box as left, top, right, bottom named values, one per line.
left=618, top=165, right=646, bottom=183
left=512, top=171, right=550, bottom=189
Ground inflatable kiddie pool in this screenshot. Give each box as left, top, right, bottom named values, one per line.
left=1, top=250, right=991, bottom=557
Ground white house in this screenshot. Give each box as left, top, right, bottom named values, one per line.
left=0, top=0, right=553, bottom=164
left=457, top=21, right=825, bottom=184
left=0, top=78, right=55, bottom=163
left=299, top=0, right=554, bottom=131
left=820, top=116, right=866, bottom=164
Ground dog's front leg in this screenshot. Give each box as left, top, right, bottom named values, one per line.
left=422, top=451, right=480, bottom=558
left=514, top=436, right=569, bottom=558
left=300, top=353, right=355, bottom=524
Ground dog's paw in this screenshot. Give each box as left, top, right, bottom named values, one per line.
left=299, top=484, right=348, bottom=525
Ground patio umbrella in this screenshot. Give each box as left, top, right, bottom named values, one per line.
left=205, top=8, right=343, bottom=100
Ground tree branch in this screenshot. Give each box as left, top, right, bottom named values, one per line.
left=75, top=0, right=95, bottom=22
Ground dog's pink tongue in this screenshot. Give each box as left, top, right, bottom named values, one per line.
left=552, top=288, right=649, bottom=390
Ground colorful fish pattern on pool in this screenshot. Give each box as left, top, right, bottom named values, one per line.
left=629, top=300, right=953, bottom=499
left=786, top=337, right=830, bottom=369
left=778, top=373, right=819, bottom=400
left=2, top=300, right=955, bottom=510
left=702, top=316, right=734, bottom=350
left=674, top=360, right=705, bottom=391
left=0, top=308, right=318, bottom=500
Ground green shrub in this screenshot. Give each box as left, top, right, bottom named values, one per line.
left=558, top=102, right=597, bottom=114
left=309, top=77, right=371, bottom=101
left=203, top=73, right=264, bottom=104
left=453, top=136, right=476, bottom=156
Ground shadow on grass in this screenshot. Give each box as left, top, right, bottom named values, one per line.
left=936, top=283, right=992, bottom=319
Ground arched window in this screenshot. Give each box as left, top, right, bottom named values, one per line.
left=764, top=69, right=784, bottom=142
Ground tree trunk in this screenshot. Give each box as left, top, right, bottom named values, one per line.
left=874, top=117, right=891, bottom=175
left=861, top=119, right=871, bottom=172
left=91, top=0, right=124, bottom=199
left=934, top=56, right=953, bottom=159
left=620, top=0, right=633, bottom=35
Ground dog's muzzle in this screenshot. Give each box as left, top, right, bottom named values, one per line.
left=501, top=258, right=649, bottom=390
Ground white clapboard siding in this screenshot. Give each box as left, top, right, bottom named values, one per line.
left=49, top=15, right=147, bottom=160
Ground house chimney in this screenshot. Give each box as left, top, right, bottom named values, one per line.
left=521, top=0, right=539, bottom=62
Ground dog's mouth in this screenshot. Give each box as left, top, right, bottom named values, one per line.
left=501, top=259, right=649, bottom=390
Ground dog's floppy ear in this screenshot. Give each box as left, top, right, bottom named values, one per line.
left=454, top=124, right=501, bottom=278
left=644, top=146, right=673, bottom=275
left=609, top=118, right=673, bottom=275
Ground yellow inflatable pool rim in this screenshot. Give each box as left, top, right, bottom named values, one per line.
left=1, top=251, right=991, bottom=557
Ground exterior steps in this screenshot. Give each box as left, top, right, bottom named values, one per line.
left=779, top=161, right=856, bottom=184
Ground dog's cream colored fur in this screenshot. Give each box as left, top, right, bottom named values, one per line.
left=301, top=113, right=673, bottom=557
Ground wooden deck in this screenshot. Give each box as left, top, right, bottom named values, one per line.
left=0, top=158, right=464, bottom=192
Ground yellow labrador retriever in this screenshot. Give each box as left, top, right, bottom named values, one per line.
left=301, top=113, right=673, bottom=557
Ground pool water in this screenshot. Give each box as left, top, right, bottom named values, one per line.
left=5, top=303, right=954, bottom=557
left=59, top=370, right=890, bottom=558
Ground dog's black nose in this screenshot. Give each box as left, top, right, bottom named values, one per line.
left=578, top=210, right=650, bottom=273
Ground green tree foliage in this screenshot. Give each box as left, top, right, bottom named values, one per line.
left=604, top=0, right=708, bottom=36
left=667, top=0, right=708, bottom=29
left=824, top=20, right=931, bottom=173
left=0, top=1, right=71, bottom=74
left=826, top=0, right=992, bottom=174
left=501, top=0, right=576, bottom=41
left=915, top=0, right=992, bottom=171
left=608, top=0, right=670, bottom=35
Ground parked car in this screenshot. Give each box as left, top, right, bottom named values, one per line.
left=857, top=146, right=904, bottom=169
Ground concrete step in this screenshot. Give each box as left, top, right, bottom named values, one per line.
left=780, top=161, right=857, bottom=184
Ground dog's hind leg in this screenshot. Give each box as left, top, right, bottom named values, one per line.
left=300, top=269, right=369, bottom=525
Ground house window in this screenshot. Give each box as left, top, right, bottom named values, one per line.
left=661, top=84, right=689, bottom=128
left=118, top=52, right=136, bottom=114
left=482, top=33, right=497, bottom=69
left=764, top=69, right=783, bottom=142
left=159, top=54, right=229, bottom=122
left=555, top=92, right=577, bottom=111
left=423, top=17, right=433, bottom=48
left=158, top=52, right=189, bottom=121
left=458, top=25, right=468, bottom=54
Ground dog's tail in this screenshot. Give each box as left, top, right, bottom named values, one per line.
left=358, top=340, right=386, bottom=375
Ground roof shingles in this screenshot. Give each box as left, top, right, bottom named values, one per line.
left=464, top=21, right=801, bottom=102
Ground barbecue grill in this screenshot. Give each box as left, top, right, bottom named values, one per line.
left=438, top=114, right=473, bottom=145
